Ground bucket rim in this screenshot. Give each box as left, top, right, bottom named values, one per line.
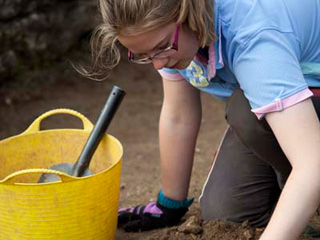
left=0, top=130, right=123, bottom=186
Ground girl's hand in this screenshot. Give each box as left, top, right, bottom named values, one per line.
left=118, top=190, right=194, bottom=232
left=118, top=202, right=188, bottom=232
left=118, top=201, right=189, bottom=232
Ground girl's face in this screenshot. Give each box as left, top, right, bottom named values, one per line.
left=118, top=22, right=199, bottom=70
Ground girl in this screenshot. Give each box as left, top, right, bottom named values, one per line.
left=82, top=0, right=320, bottom=239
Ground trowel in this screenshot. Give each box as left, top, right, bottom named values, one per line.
left=38, top=86, right=125, bottom=183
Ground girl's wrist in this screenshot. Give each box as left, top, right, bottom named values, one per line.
left=157, top=189, right=194, bottom=209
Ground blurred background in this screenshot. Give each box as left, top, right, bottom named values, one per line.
left=0, top=0, right=99, bottom=106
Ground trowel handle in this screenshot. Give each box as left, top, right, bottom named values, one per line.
left=73, top=86, right=126, bottom=177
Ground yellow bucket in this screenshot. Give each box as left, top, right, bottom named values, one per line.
left=0, top=109, right=123, bottom=240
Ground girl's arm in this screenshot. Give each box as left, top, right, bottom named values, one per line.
left=261, top=98, right=320, bottom=240
left=117, top=78, right=200, bottom=232
left=160, top=77, right=202, bottom=201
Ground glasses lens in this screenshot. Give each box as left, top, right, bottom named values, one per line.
left=131, top=58, right=153, bottom=64
left=128, top=42, right=178, bottom=64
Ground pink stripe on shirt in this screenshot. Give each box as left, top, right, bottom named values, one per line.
left=207, top=43, right=217, bottom=80
left=158, top=69, right=184, bottom=81
left=252, top=88, right=313, bottom=119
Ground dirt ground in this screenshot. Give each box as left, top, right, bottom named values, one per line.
left=0, top=59, right=317, bottom=239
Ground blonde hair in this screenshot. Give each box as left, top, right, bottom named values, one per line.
left=79, top=0, right=215, bottom=80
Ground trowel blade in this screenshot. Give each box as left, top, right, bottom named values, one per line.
left=38, top=163, right=93, bottom=183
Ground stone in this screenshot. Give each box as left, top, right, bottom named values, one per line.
left=241, top=220, right=250, bottom=229
left=178, top=216, right=203, bottom=235
left=243, top=229, right=255, bottom=240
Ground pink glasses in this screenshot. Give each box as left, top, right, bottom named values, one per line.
left=128, top=25, right=180, bottom=64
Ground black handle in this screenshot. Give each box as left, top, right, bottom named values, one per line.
left=73, top=86, right=126, bottom=177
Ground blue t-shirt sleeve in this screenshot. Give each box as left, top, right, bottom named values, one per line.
left=232, top=29, right=312, bottom=115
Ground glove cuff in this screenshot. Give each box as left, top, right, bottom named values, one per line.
left=157, top=189, right=194, bottom=209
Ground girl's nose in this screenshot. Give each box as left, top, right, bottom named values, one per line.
left=152, top=58, right=168, bottom=70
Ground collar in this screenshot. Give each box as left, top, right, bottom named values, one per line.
left=214, top=2, right=224, bottom=70
left=190, top=2, right=224, bottom=80
left=206, top=5, right=224, bottom=79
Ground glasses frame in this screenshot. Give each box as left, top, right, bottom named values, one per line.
left=128, top=24, right=180, bottom=64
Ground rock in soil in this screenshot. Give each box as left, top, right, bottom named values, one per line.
left=178, top=216, right=203, bottom=234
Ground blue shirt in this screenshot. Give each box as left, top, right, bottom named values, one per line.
left=159, top=0, right=320, bottom=118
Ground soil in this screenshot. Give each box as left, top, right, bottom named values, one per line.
left=0, top=59, right=317, bottom=240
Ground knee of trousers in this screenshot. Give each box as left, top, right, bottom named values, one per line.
left=199, top=189, right=272, bottom=228
left=200, top=190, right=238, bottom=221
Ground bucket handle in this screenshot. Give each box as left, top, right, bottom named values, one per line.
left=0, top=169, right=78, bottom=185
left=21, top=108, right=93, bottom=135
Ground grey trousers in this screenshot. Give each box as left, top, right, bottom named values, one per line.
left=199, top=88, right=320, bottom=227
